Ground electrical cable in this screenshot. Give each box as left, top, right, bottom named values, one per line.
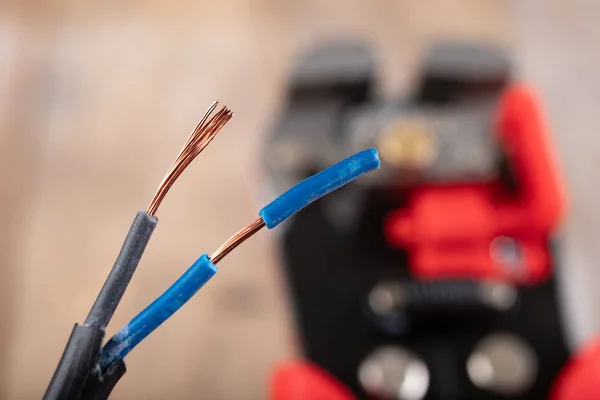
left=84, top=102, right=232, bottom=329
left=43, top=102, right=233, bottom=400
left=98, top=148, right=380, bottom=371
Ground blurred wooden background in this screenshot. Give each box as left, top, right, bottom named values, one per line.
left=1, top=0, right=599, bottom=398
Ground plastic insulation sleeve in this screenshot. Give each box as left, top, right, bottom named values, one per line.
left=259, top=148, right=381, bottom=229
left=85, top=211, right=157, bottom=328
left=99, top=254, right=217, bottom=371
left=42, top=324, right=105, bottom=400
left=80, top=359, right=126, bottom=400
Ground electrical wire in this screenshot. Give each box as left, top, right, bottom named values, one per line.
left=84, top=211, right=157, bottom=328
left=99, top=254, right=217, bottom=371
left=99, top=148, right=381, bottom=371
left=84, top=101, right=233, bottom=327
left=44, top=101, right=233, bottom=400
left=84, top=102, right=232, bottom=329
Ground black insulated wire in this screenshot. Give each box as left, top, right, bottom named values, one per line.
left=43, top=324, right=125, bottom=400
left=84, top=211, right=157, bottom=328
left=43, top=211, right=156, bottom=400
left=42, top=102, right=231, bottom=400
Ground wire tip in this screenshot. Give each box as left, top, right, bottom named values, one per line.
left=146, top=102, right=233, bottom=216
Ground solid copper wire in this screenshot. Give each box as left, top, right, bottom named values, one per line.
left=211, top=217, right=266, bottom=264
left=146, top=103, right=233, bottom=216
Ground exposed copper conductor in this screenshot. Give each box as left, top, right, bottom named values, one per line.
left=147, top=102, right=233, bottom=216
left=211, top=217, right=266, bottom=264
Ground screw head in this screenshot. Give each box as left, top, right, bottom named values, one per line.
left=467, top=333, right=538, bottom=396
left=358, top=346, right=430, bottom=400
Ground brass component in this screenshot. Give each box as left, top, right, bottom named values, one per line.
left=377, top=118, right=437, bottom=169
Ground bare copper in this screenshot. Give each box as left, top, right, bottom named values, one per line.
left=147, top=102, right=233, bottom=216
left=211, top=218, right=266, bottom=264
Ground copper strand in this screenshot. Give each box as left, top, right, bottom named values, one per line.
left=211, top=218, right=266, bottom=264
left=146, top=102, right=233, bottom=216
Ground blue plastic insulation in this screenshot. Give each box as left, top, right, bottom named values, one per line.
left=99, top=254, right=217, bottom=370
left=99, top=148, right=381, bottom=370
left=259, top=148, right=380, bottom=228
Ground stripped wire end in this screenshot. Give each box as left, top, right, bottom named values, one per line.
left=210, top=148, right=381, bottom=265
left=146, top=102, right=234, bottom=216
left=211, top=217, right=266, bottom=264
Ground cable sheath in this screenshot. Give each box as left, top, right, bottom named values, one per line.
left=42, top=324, right=105, bottom=400
left=259, top=148, right=380, bottom=228
left=99, top=254, right=217, bottom=370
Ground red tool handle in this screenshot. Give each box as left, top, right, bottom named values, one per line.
left=385, top=84, right=566, bottom=283
left=270, top=361, right=355, bottom=400
left=551, top=338, right=600, bottom=400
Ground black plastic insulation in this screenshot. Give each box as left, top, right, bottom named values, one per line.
left=42, top=324, right=104, bottom=400
left=44, top=211, right=156, bottom=400
left=84, top=211, right=157, bottom=328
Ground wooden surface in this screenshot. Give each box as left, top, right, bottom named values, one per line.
left=0, top=1, right=599, bottom=399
